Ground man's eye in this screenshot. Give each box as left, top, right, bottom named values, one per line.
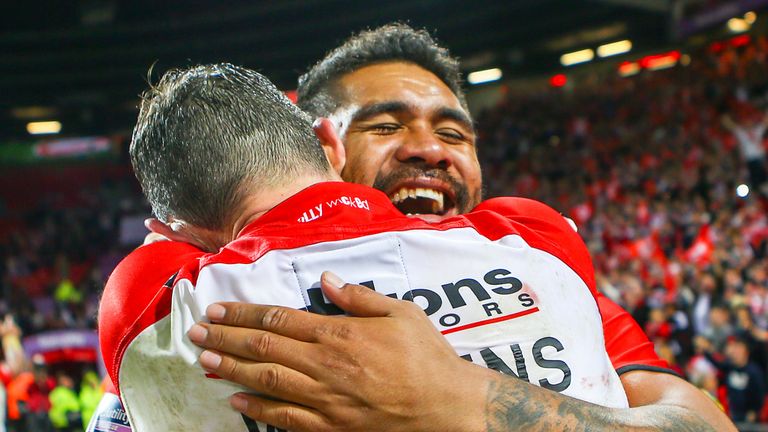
left=370, top=124, right=401, bottom=134
left=437, top=129, right=465, bottom=141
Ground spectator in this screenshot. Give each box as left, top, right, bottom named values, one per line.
left=49, top=371, right=81, bottom=432
left=0, top=316, right=25, bottom=432
left=721, top=110, right=768, bottom=191
left=23, top=358, right=55, bottom=432
left=78, top=371, right=101, bottom=429
left=705, top=335, right=766, bottom=423
left=705, top=304, right=735, bottom=352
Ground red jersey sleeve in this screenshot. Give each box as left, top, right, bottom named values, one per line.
left=472, top=197, right=596, bottom=294
left=597, top=292, right=671, bottom=373
left=472, top=197, right=673, bottom=374
left=98, top=241, right=204, bottom=394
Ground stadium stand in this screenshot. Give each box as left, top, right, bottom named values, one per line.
left=477, top=34, right=768, bottom=425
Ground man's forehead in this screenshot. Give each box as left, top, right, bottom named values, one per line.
left=336, top=62, right=466, bottom=114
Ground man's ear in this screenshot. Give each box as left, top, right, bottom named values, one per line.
left=144, top=218, right=212, bottom=251
left=313, top=117, right=346, bottom=174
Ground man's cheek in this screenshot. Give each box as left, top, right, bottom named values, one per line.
left=341, top=162, right=376, bottom=187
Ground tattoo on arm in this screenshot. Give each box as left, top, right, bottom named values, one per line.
left=484, top=376, right=717, bottom=432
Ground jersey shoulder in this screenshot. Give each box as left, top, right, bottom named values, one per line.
left=98, top=241, right=204, bottom=393
left=470, top=197, right=595, bottom=292
left=597, top=292, right=670, bottom=372
left=473, top=197, right=575, bottom=232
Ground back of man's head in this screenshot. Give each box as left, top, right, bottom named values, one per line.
left=297, top=23, right=467, bottom=117
left=131, top=63, right=328, bottom=231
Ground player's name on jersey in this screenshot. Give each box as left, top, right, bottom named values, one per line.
left=297, top=195, right=370, bottom=223
left=461, top=338, right=572, bottom=393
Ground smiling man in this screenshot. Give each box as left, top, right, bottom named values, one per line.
left=297, top=29, right=482, bottom=221
left=187, top=24, right=736, bottom=431
left=330, top=62, right=481, bottom=220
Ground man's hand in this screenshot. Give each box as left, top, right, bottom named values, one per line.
left=189, top=272, right=736, bottom=432
left=1, top=314, right=26, bottom=375
left=187, top=271, right=492, bottom=431
left=0, top=315, right=20, bottom=338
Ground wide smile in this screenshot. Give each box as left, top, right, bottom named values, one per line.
left=387, top=181, right=457, bottom=217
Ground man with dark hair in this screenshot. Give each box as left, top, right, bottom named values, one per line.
left=298, top=23, right=479, bottom=218
left=189, top=24, right=736, bottom=431
left=98, top=62, right=630, bottom=431
left=703, top=334, right=766, bottom=423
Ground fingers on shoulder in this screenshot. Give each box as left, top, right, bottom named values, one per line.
left=232, top=393, right=336, bottom=432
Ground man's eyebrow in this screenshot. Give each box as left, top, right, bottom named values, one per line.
left=349, top=101, right=475, bottom=133
left=434, top=107, right=475, bottom=133
left=350, top=101, right=410, bottom=123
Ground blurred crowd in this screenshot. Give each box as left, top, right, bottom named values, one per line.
left=1, top=179, right=144, bottom=338
left=1, top=33, right=768, bottom=429
left=0, top=315, right=104, bottom=432
left=477, top=34, right=768, bottom=424
left=0, top=179, right=145, bottom=430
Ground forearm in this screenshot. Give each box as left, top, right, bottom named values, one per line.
left=484, top=374, right=717, bottom=432
left=2, top=333, right=25, bottom=375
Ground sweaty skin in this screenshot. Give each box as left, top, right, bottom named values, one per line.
left=187, top=61, right=735, bottom=431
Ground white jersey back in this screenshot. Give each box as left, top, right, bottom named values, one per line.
left=119, top=228, right=627, bottom=431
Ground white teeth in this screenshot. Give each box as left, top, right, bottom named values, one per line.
left=389, top=187, right=445, bottom=213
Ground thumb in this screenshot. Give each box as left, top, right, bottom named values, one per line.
left=320, top=271, right=399, bottom=317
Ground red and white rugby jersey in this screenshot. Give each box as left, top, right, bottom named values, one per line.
left=101, top=182, right=637, bottom=431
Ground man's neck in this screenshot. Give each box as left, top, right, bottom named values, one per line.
left=229, top=172, right=341, bottom=242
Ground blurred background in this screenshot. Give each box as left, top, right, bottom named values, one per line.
left=2, top=0, right=768, bottom=430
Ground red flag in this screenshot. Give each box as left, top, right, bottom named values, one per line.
left=684, top=225, right=714, bottom=266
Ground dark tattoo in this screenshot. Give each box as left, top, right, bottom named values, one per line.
left=485, top=375, right=718, bottom=432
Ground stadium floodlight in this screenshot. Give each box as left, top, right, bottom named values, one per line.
left=641, top=51, right=681, bottom=71
left=597, top=40, right=632, bottom=58
left=737, top=184, right=750, bottom=198
left=727, top=18, right=750, bottom=33
left=618, top=61, right=640, bottom=77
left=744, top=11, right=757, bottom=24
left=560, top=49, right=594, bottom=67
left=467, top=68, right=503, bottom=85
left=27, top=121, right=62, bottom=135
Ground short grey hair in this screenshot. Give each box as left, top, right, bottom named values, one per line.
left=130, top=63, right=328, bottom=230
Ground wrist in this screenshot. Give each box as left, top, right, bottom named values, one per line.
left=421, top=359, right=497, bottom=432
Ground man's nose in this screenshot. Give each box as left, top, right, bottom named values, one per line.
left=394, top=128, right=451, bottom=169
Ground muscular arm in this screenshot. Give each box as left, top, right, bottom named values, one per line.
left=190, top=273, right=736, bottom=432
left=484, top=370, right=726, bottom=432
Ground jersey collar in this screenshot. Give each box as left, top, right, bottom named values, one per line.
left=239, top=181, right=404, bottom=235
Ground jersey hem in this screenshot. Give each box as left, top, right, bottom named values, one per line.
left=616, top=364, right=680, bottom=378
